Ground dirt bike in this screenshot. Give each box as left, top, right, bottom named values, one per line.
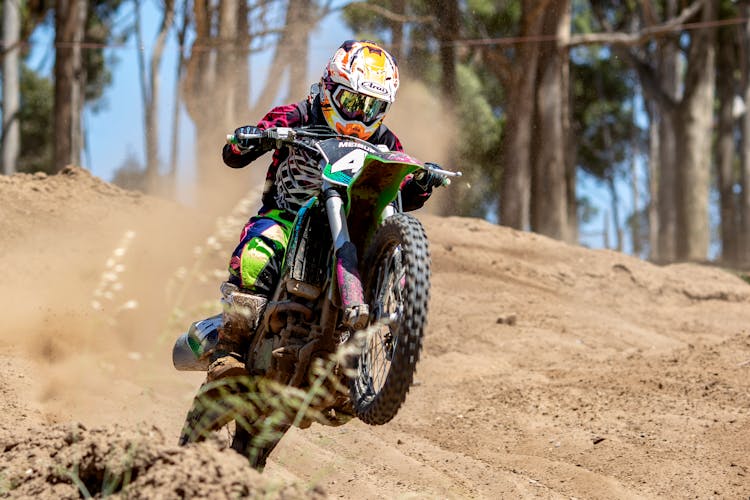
left=173, top=126, right=460, bottom=469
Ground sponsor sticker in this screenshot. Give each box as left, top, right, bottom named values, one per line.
left=361, top=81, right=387, bottom=95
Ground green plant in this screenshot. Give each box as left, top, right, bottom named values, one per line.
left=0, top=472, right=13, bottom=494
left=180, top=321, right=385, bottom=465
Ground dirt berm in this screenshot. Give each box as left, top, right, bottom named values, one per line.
left=1, top=167, right=748, bottom=499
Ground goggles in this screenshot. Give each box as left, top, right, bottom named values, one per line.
left=333, top=87, right=389, bottom=124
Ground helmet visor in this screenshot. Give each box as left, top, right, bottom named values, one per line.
left=333, top=87, right=389, bottom=124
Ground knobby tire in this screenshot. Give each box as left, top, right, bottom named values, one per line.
left=351, top=213, right=430, bottom=425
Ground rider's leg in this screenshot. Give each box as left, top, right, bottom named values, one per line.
left=207, top=213, right=293, bottom=381
left=207, top=283, right=267, bottom=381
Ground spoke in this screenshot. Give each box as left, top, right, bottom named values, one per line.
left=365, top=332, right=378, bottom=390
left=373, top=328, right=386, bottom=388
left=377, top=340, right=389, bottom=387
left=362, top=241, right=407, bottom=395
left=361, top=337, right=374, bottom=394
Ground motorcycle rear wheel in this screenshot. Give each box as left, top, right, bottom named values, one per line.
left=350, top=213, right=430, bottom=425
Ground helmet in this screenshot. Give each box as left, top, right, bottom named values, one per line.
left=320, top=40, right=399, bottom=140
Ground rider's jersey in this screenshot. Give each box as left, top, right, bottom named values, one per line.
left=222, top=95, right=430, bottom=214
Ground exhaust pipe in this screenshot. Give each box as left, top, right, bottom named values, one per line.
left=172, top=314, right=222, bottom=371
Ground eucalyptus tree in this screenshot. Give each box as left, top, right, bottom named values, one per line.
left=135, top=0, right=175, bottom=190
left=571, top=0, right=717, bottom=262
left=533, top=0, right=573, bottom=241
left=342, top=1, right=583, bottom=240
left=2, top=0, right=21, bottom=175
left=570, top=49, right=644, bottom=253
left=54, top=0, right=88, bottom=171
left=1, top=0, right=56, bottom=174
left=341, top=0, right=504, bottom=217
left=714, top=0, right=740, bottom=265
left=339, top=0, right=725, bottom=258
left=1, top=0, right=122, bottom=174
left=182, top=0, right=337, bottom=190
left=740, top=0, right=750, bottom=266
left=183, top=0, right=259, bottom=188
left=494, top=0, right=548, bottom=232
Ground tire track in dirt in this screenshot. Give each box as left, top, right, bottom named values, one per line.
left=2, top=170, right=750, bottom=498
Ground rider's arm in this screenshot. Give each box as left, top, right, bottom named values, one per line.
left=222, top=103, right=304, bottom=169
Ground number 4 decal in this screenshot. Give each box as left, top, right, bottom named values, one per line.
left=330, top=149, right=367, bottom=174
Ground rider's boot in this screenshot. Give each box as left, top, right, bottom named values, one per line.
left=207, top=282, right=267, bottom=382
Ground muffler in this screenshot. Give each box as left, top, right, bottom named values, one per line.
left=172, top=314, right=222, bottom=371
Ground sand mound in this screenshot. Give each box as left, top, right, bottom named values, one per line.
left=0, top=422, right=323, bottom=499
left=1, top=167, right=749, bottom=498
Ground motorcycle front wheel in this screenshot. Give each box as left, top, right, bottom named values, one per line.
left=178, top=376, right=290, bottom=472
left=350, top=213, right=430, bottom=425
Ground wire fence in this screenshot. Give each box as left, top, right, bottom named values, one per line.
left=1, top=14, right=748, bottom=55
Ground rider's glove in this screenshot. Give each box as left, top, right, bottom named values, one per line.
left=413, top=168, right=447, bottom=191
left=232, top=126, right=274, bottom=153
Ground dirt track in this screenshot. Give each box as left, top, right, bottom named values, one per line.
left=1, top=167, right=749, bottom=499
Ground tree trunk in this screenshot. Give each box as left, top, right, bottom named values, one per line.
left=183, top=0, right=225, bottom=188
left=565, top=94, right=578, bottom=243
left=500, top=0, right=546, bottom=230
left=217, top=0, right=240, bottom=131
left=647, top=104, right=660, bottom=260
left=431, top=0, right=460, bottom=216
left=740, top=1, right=750, bottom=266
left=54, top=0, right=87, bottom=171
left=169, top=0, right=190, bottom=188
left=250, top=1, right=315, bottom=116
left=654, top=28, right=680, bottom=262
left=630, top=140, right=642, bottom=256
left=2, top=0, right=21, bottom=175
left=435, top=0, right=459, bottom=103
left=607, top=173, right=623, bottom=252
left=286, top=0, right=312, bottom=100
left=136, top=0, right=175, bottom=189
left=560, top=8, right=575, bottom=244
left=602, top=0, right=704, bottom=262
left=675, top=0, right=716, bottom=262
left=715, top=28, right=739, bottom=265
left=531, top=0, right=570, bottom=241
left=234, top=2, right=250, bottom=122
left=389, top=0, right=405, bottom=62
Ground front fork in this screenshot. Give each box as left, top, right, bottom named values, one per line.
left=324, top=185, right=369, bottom=330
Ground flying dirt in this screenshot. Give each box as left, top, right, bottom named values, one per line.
left=1, top=167, right=749, bottom=498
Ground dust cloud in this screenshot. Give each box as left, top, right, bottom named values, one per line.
left=2, top=144, right=750, bottom=497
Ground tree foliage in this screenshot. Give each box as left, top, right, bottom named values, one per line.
left=17, top=65, right=54, bottom=173
left=571, top=48, right=642, bottom=179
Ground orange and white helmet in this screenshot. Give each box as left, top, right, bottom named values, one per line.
left=320, top=40, right=399, bottom=140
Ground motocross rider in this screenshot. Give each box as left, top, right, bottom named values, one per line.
left=209, top=40, right=446, bottom=381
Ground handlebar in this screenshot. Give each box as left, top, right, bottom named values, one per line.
left=226, top=126, right=328, bottom=144
left=423, top=162, right=462, bottom=179
left=226, top=126, right=463, bottom=179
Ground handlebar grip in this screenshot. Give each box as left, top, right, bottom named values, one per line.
left=237, top=132, right=263, bottom=140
